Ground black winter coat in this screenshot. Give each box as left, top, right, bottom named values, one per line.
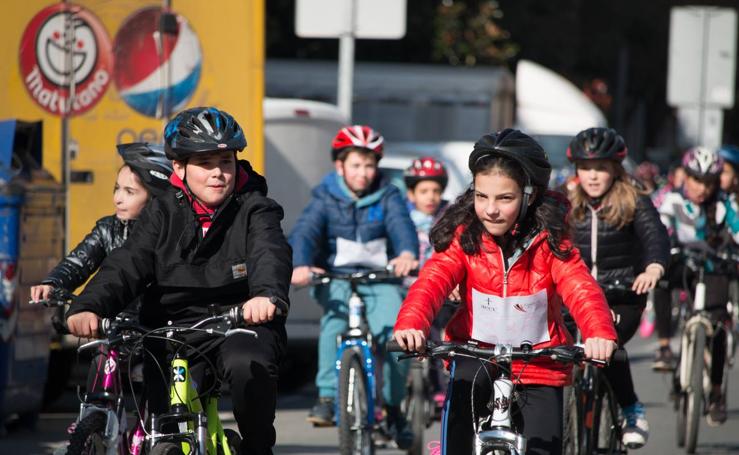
left=43, top=216, right=133, bottom=290
left=571, top=194, right=670, bottom=286
left=67, top=161, right=293, bottom=326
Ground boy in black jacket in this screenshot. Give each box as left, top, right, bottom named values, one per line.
left=66, top=107, right=292, bottom=455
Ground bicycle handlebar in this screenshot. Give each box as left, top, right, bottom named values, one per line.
left=305, top=265, right=413, bottom=287
left=386, top=340, right=626, bottom=366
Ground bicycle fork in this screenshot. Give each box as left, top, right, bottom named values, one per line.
left=475, top=377, right=526, bottom=455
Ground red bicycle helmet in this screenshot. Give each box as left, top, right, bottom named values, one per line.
left=331, top=125, right=384, bottom=161
left=404, top=157, right=449, bottom=190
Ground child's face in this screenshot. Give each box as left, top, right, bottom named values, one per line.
left=174, top=151, right=236, bottom=208
left=335, top=151, right=377, bottom=194
left=407, top=180, right=443, bottom=215
left=684, top=175, right=715, bottom=205
left=473, top=172, right=523, bottom=236
left=720, top=162, right=737, bottom=192
left=114, top=166, right=149, bottom=221
left=576, top=159, right=616, bottom=199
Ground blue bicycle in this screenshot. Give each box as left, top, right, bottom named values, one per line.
left=310, top=268, right=402, bottom=455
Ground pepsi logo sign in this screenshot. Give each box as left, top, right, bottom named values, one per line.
left=19, top=3, right=113, bottom=116
left=113, top=7, right=202, bottom=119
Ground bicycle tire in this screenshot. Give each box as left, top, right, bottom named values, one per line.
left=676, top=391, right=687, bottom=448
left=65, top=411, right=108, bottom=455
left=149, top=441, right=186, bottom=455
left=338, top=348, right=374, bottom=455
left=562, top=384, right=580, bottom=455
left=685, top=323, right=706, bottom=454
left=218, top=428, right=242, bottom=455
left=406, top=364, right=427, bottom=455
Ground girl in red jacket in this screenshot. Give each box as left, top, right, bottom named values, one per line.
left=393, top=129, right=618, bottom=455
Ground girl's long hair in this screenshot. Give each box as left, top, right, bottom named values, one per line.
left=569, top=161, right=643, bottom=229
left=430, top=155, right=571, bottom=259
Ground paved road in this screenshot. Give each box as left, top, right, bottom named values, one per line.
left=1, top=336, right=737, bottom=454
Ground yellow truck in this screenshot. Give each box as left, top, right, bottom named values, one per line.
left=0, top=0, right=266, bottom=415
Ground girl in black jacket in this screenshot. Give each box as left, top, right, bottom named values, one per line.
left=566, top=128, right=670, bottom=450
left=30, top=143, right=173, bottom=302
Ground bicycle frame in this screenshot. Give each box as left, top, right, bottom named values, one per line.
left=75, top=345, right=146, bottom=455
left=149, top=353, right=233, bottom=455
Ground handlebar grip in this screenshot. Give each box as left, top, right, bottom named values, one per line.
left=386, top=339, right=404, bottom=353
left=611, top=349, right=627, bottom=363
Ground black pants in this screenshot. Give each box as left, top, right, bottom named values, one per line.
left=601, top=292, right=645, bottom=408
left=144, top=324, right=285, bottom=455
left=441, top=357, right=563, bottom=455
left=654, top=264, right=729, bottom=385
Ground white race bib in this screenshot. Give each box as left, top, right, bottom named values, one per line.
left=470, top=288, right=550, bottom=346
left=333, top=237, right=389, bottom=269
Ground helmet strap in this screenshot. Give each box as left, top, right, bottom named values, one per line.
left=512, top=184, right=534, bottom=236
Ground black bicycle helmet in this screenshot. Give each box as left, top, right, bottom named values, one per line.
left=163, top=107, right=247, bottom=161
left=469, top=129, right=551, bottom=230
left=117, top=142, right=173, bottom=198
left=566, top=127, right=627, bottom=162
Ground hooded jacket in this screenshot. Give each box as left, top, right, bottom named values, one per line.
left=43, top=216, right=133, bottom=290
left=394, top=229, right=617, bottom=387
left=289, top=171, right=418, bottom=273
left=67, top=160, right=293, bottom=326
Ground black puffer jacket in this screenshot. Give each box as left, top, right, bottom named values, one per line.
left=571, top=194, right=670, bottom=286
left=67, top=161, right=293, bottom=327
left=43, top=216, right=133, bottom=290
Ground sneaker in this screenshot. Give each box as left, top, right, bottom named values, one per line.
left=385, top=405, right=414, bottom=450
left=652, top=346, right=675, bottom=372
left=307, top=397, right=335, bottom=427
left=622, top=402, right=649, bottom=449
left=707, top=391, right=727, bottom=426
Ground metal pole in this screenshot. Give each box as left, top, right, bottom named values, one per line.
left=61, top=0, right=76, bottom=253
left=337, top=0, right=356, bottom=122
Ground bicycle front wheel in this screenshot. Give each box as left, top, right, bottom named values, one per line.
left=65, top=412, right=108, bottom=455
left=405, top=362, right=428, bottom=455
left=338, top=348, right=375, bottom=455
left=562, top=384, right=580, bottom=455
left=685, top=323, right=706, bottom=454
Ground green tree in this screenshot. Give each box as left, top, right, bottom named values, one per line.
left=433, top=0, right=518, bottom=66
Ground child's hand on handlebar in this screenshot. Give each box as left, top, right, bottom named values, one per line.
left=67, top=311, right=100, bottom=338
left=242, top=296, right=278, bottom=325
left=583, top=337, right=618, bottom=362
left=632, top=264, right=662, bottom=295
left=291, top=266, right=326, bottom=286
left=389, top=252, right=418, bottom=277
left=30, top=284, right=55, bottom=303
left=393, top=329, right=426, bottom=353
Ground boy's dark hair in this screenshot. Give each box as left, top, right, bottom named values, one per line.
left=335, top=147, right=380, bottom=163
left=430, top=155, right=571, bottom=259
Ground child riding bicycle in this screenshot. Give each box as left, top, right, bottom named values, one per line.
left=289, top=125, right=418, bottom=448
left=565, top=127, right=670, bottom=449
left=65, top=107, right=293, bottom=455
left=654, top=146, right=739, bottom=426
left=30, top=143, right=173, bottom=395
left=393, top=129, right=618, bottom=455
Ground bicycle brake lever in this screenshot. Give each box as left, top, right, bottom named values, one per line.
left=78, top=339, right=109, bottom=353
left=225, top=328, right=259, bottom=338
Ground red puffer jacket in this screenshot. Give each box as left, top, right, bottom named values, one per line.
left=394, top=229, right=617, bottom=387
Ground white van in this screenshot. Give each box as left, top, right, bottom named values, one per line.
left=263, top=98, right=347, bottom=345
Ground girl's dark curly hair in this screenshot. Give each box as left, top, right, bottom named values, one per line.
left=430, top=155, right=572, bottom=259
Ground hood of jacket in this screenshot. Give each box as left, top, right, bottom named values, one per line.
left=315, top=171, right=391, bottom=208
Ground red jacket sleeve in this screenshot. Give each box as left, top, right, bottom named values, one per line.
left=395, top=237, right=466, bottom=335
left=550, top=241, right=617, bottom=342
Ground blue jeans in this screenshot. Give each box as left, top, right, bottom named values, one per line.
left=313, top=281, right=409, bottom=406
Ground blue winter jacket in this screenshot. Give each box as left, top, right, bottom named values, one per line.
left=289, top=171, right=419, bottom=273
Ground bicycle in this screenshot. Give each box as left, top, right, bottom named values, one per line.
left=388, top=339, right=621, bottom=455
left=308, top=268, right=409, bottom=455
left=30, top=288, right=148, bottom=455
left=669, top=243, right=738, bottom=454
left=563, top=279, right=633, bottom=455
